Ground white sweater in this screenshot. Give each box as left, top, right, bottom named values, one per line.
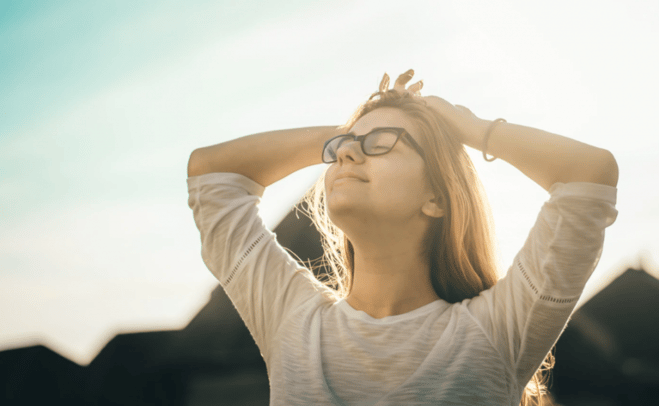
left=187, top=172, right=617, bottom=406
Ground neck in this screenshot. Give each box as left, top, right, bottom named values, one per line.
left=344, top=224, right=440, bottom=319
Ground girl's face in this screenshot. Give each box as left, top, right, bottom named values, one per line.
left=325, top=107, right=440, bottom=229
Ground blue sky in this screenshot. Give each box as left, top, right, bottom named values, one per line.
left=1, top=0, right=658, bottom=365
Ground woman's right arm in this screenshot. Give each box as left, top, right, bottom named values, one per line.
left=187, top=126, right=341, bottom=186
left=187, top=126, right=342, bottom=357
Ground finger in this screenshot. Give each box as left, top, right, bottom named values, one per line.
left=393, top=69, right=414, bottom=91
left=407, top=80, right=423, bottom=95
left=379, top=73, right=390, bottom=93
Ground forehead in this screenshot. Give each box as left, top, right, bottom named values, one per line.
left=350, top=107, right=420, bottom=138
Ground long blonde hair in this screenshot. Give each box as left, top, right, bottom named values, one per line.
left=301, top=89, right=556, bottom=406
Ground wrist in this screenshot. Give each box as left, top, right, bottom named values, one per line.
left=462, top=118, right=491, bottom=150
left=480, top=118, right=507, bottom=162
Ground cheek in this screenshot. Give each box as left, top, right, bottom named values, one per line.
left=382, top=162, right=427, bottom=192
left=372, top=171, right=428, bottom=211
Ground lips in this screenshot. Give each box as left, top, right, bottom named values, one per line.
left=335, top=171, right=367, bottom=182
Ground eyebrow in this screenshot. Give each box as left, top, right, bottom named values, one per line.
left=346, top=128, right=415, bottom=147
left=347, top=128, right=409, bottom=136
left=345, top=127, right=384, bottom=136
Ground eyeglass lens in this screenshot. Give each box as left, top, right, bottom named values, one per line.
left=323, top=129, right=400, bottom=163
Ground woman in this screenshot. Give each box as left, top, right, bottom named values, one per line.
left=187, top=70, right=618, bottom=405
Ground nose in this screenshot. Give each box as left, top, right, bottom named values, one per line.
left=336, top=138, right=365, bottom=164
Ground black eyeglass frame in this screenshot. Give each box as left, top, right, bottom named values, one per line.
left=322, top=127, right=426, bottom=164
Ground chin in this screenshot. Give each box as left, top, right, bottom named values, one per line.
left=326, top=203, right=349, bottom=226
left=327, top=201, right=369, bottom=233
left=327, top=197, right=352, bottom=219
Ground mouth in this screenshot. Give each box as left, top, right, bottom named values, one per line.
left=334, top=177, right=363, bottom=183
left=335, top=172, right=367, bottom=182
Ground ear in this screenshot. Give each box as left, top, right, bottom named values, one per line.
left=422, top=197, right=444, bottom=218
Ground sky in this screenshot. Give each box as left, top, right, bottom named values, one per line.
left=1, top=0, right=658, bottom=365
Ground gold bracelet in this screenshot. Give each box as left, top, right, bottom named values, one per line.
left=482, top=118, right=506, bottom=162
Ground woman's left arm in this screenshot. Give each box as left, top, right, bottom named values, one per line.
left=424, top=96, right=619, bottom=191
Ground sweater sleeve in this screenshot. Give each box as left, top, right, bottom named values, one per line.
left=465, top=182, right=618, bottom=387
left=187, top=172, right=332, bottom=358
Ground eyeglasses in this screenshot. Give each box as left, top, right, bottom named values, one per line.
left=322, top=127, right=426, bottom=164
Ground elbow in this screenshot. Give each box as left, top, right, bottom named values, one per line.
left=187, top=148, right=205, bottom=178
left=593, top=149, right=619, bottom=187
left=556, top=148, right=619, bottom=188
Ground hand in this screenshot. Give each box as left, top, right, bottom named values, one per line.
left=422, top=95, right=489, bottom=146
left=379, top=69, right=424, bottom=96
left=378, top=70, right=488, bottom=146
